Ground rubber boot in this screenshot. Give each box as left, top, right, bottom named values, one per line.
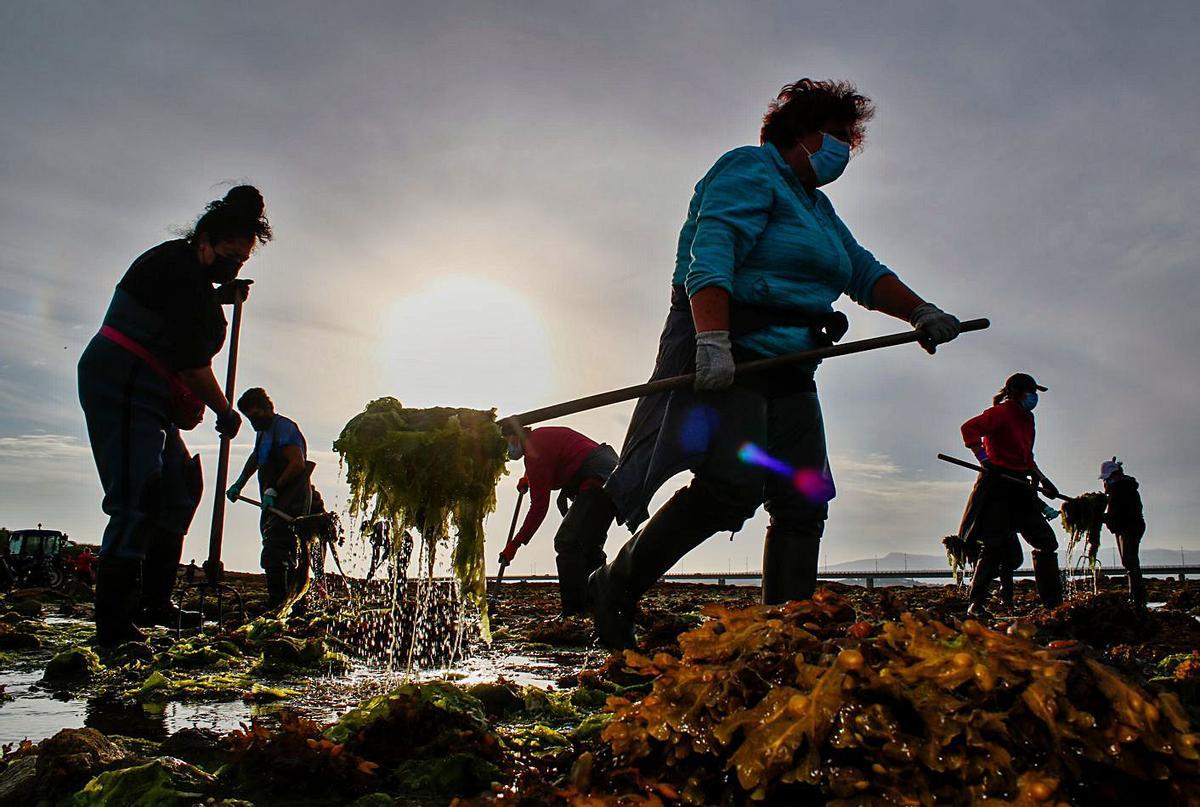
left=136, top=530, right=202, bottom=629
left=1032, top=551, right=1063, bottom=609
left=265, top=566, right=291, bottom=611
left=760, top=524, right=822, bottom=605
left=556, top=554, right=590, bottom=616
left=1128, top=570, right=1147, bottom=608
left=967, top=550, right=1001, bottom=614
left=588, top=485, right=726, bottom=651
left=95, top=555, right=146, bottom=647
left=998, top=569, right=1015, bottom=611
left=555, top=489, right=616, bottom=616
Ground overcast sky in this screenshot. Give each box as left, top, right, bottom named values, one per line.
left=2, top=1, right=1197, bottom=577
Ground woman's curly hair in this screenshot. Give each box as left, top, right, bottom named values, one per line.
left=185, top=185, right=273, bottom=246
left=760, top=79, right=875, bottom=151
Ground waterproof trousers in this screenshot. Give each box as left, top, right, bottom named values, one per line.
left=592, top=381, right=833, bottom=647
left=1114, top=522, right=1147, bottom=607
left=80, top=336, right=203, bottom=644
left=259, top=482, right=311, bottom=608
left=964, top=473, right=1061, bottom=609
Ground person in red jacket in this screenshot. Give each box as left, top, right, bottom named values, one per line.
left=500, top=425, right=618, bottom=616
left=959, top=373, right=1062, bottom=616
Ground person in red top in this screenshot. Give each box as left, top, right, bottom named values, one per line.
left=500, top=425, right=618, bottom=616
left=958, top=373, right=1062, bottom=616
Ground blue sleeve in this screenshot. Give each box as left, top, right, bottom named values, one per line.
left=275, top=419, right=305, bottom=450
left=684, top=149, right=774, bottom=298
left=820, top=195, right=896, bottom=309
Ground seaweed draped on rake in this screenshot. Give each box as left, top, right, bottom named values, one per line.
left=333, top=398, right=508, bottom=632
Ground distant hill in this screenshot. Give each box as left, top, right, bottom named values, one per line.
left=825, top=548, right=1200, bottom=573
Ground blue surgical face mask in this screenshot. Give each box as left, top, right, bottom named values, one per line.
left=507, top=441, right=523, bottom=461
left=1021, top=392, right=1039, bottom=412
left=803, top=133, right=851, bottom=185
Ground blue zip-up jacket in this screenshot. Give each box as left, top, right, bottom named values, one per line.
left=673, top=143, right=896, bottom=364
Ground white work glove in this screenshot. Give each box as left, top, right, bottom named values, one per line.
left=909, top=302, right=961, bottom=354
left=694, top=330, right=736, bottom=391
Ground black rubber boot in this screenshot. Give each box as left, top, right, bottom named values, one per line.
left=760, top=524, right=822, bottom=605
left=967, top=550, right=1001, bottom=612
left=1032, top=551, right=1063, bottom=608
left=998, top=569, right=1015, bottom=611
left=588, top=485, right=726, bottom=651
left=1128, top=570, right=1147, bottom=608
left=556, top=554, right=590, bottom=616
left=555, top=489, right=616, bottom=616
left=265, top=566, right=291, bottom=611
left=137, top=530, right=201, bottom=629
left=95, top=555, right=146, bottom=647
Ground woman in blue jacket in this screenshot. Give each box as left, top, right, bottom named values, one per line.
left=78, top=186, right=271, bottom=645
left=593, top=80, right=962, bottom=648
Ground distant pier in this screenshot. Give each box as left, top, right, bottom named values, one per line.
left=495, top=564, right=1200, bottom=590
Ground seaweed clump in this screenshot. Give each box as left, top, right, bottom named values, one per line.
left=1061, top=492, right=1108, bottom=565
left=585, top=592, right=1200, bottom=805
left=333, top=397, right=508, bottom=633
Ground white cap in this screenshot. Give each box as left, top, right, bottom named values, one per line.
left=1099, top=458, right=1122, bottom=480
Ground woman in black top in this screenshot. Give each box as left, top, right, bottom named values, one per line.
left=78, top=185, right=271, bottom=645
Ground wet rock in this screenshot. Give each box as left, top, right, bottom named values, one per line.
left=0, top=610, right=23, bottom=624
left=350, top=794, right=396, bottom=807
left=392, top=753, right=501, bottom=798
left=42, top=645, right=103, bottom=685
left=0, top=756, right=39, bottom=804
left=72, top=757, right=215, bottom=806
left=34, top=727, right=128, bottom=796
left=527, top=617, right=591, bottom=646
left=10, top=598, right=44, bottom=618
left=159, top=728, right=223, bottom=771
left=467, top=680, right=523, bottom=718
left=0, top=626, right=41, bottom=651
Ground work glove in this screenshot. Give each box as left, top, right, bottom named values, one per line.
left=909, top=302, right=961, bottom=354
left=517, top=476, right=529, bottom=495
left=262, top=488, right=278, bottom=509
left=215, top=278, right=254, bottom=305
left=215, top=407, right=242, bottom=439
left=1039, top=478, right=1060, bottom=499
left=499, top=541, right=519, bottom=565
left=694, top=330, right=736, bottom=391
left=225, top=477, right=247, bottom=503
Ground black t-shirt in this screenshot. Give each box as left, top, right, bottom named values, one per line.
left=117, top=240, right=227, bottom=370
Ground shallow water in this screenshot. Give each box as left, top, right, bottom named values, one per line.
left=0, top=629, right=593, bottom=746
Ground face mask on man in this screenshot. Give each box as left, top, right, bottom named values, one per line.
left=507, top=441, right=524, bottom=461
left=803, top=133, right=851, bottom=186
left=1021, top=392, right=1039, bottom=412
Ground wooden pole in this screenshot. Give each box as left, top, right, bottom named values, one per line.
left=504, top=318, right=989, bottom=428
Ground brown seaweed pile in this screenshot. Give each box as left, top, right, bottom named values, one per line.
left=584, top=592, right=1200, bottom=805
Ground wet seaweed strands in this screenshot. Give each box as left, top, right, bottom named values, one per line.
left=333, top=398, right=508, bottom=642
left=1061, top=492, right=1108, bottom=567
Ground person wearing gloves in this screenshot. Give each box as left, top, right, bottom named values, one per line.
left=1100, top=457, right=1147, bottom=607
left=590, top=79, right=963, bottom=649
left=501, top=425, right=618, bottom=616
left=226, top=387, right=313, bottom=609
left=78, top=185, right=269, bottom=646
left=959, top=373, right=1063, bottom=617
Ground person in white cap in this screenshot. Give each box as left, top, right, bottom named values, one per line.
left=1100, top=457, right=1146, bottom=607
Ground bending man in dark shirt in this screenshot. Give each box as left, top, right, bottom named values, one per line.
left=226, top=387, right=313, bottom=610
left=501, top=426, right=618, bottom=616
